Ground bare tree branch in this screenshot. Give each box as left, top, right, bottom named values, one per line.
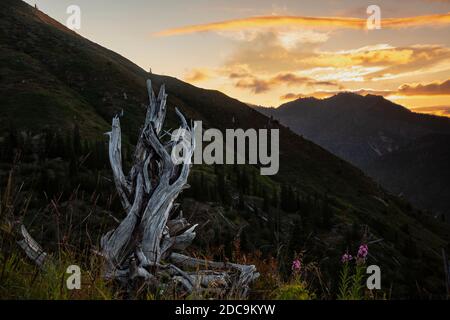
left=19, top=79, right=259, bottom=299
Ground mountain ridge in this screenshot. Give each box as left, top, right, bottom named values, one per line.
left=256, top=92, right=450, bottom=218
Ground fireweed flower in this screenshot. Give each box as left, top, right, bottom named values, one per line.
left=357, top=244, right=368, bottom=258
left=341, top=252, right=353, bottom=263
left=292, top=259, right=301, bottom=273
left=356, top=244, right=368, bottom=263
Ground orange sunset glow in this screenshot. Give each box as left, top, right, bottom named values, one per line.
left=26, top=0, right=450, bottom=114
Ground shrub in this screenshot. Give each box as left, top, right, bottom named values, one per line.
left=272, top=280, right=315, bottom=300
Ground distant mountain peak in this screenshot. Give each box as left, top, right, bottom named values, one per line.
left=281, top=91, right=413, bottom=115
left=297, top=96, right=320, bottom=102
left=333, top=91, right=362, bottom=98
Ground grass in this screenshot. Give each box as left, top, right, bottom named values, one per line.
left=0, top=229, right=314, bottom=300
left=0, top=167, right=316, bottom=300
left=0, top=164, right=443, bottom=300
left=0, top=250, right=116, bottom=299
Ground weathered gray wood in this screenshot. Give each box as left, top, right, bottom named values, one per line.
left=19, top=79, right=259, bottom=299
left=100, top=80, right=259, bottom=297
left=167, top=217, right=190, bottom=236
left=170, top=252, right=260, bottom=298
left=17, top=225, right=48, bottom=269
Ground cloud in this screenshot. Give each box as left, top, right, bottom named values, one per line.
left=299, top=66, right=386, bottom=82
left=410, top=106, right=450, bottom=117
left=168, top=11, right=450, bottom=107
left=271, top=73, right=336, bottom=87
left=214, top=29, right=329, bottom=47
left=155, top=16, right=364, bottom=37
left=219, top=30, right=450, bottom=104
left=232, top=72, right=339, bottom=94
left=155, top=12, right=450, bottom=36
left=224, top=32, right=319, bottom=74
left=305, top=45, right=450, bottom=78
left=226, top=38, right=450, bottom=80
left=235, top=78, right=272, bottom=93
left=397, top=79, right=450, bottom=95
left=280, top=93, right=308, bottom=100
left=184, top=68, right=210, bottom=82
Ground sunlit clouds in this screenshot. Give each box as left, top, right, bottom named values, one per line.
left=154, top=15, right=366, bottom=37
left=183, top=36, right=450, bottom=107
left=398, top=79, right=450, bottom=95
left=154, top=2, right=450, bottom=113
left=21, top=1, right=450, bottom=115
left=233, top=73, right=339, bottom=94
left=155, top=12, right=450, bottom=36
left=184, top=68, right=211, bottom=82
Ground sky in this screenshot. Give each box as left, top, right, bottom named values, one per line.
left=24, top=0, right=450, bottom=112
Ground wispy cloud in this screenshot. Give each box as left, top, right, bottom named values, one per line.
left=410, top=105, right=450, bottom=117
left=232, top=72, right=339, bottom=94
left=398, top=79, right=450, bottom=95
left=155, top=12, right=450, bottom=36
left=157, top=7, right=450, bottom=108
left=183, top=68, right=211, bottom=82
left=225, top=40, right=450, bottom=81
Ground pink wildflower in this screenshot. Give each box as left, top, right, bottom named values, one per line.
left=357, top=244, right=368, bottom=260
left=292, top=259, right=301, bottom=273
left=341, top=252, right=353, bottom=263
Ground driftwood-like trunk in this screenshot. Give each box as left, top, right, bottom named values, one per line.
left=19, top=80, right=259, bottom=299
left=102, top=80, right=259, bottom=297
